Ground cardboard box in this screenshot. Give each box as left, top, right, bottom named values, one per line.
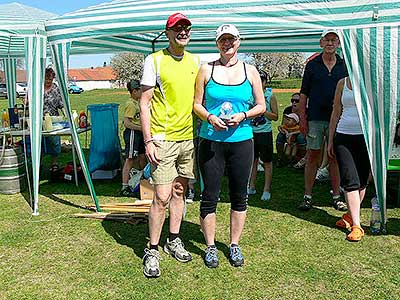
left=140, top=179, right=154, bottom=200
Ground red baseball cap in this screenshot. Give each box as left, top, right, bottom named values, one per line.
left=166, top=12, right=191, bottom=29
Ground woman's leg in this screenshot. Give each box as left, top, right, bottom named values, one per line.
left=198, top=139, right=224, bottom=246
left=226, top=139, right=253, bottom=245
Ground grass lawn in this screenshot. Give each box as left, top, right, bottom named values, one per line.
left=0, top=89, right=400, bottom=300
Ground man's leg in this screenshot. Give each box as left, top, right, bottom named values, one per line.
left=169, top=176, right=188, bottom=235
left=144, top=183, right=172, bottom=278
left=304, top=149, right=320, bottom=195
left=149, top=183, right=172, bottom=246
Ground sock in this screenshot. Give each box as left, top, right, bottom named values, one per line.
left=304, top=194, right=312, bottom=200
left=332, top=194, right=341, bottom=200
left=230, top=243, right=238, bottom=248
left=169, top=232, right=179, bottom=242
left=149, top=244, right=158, bottom=251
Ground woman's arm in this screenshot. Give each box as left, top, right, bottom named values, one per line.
left=264, top=94, right=278, bottom=121
left=193, top=64, right=228, bottom=131
left=327, top=78, right=345, bottom=159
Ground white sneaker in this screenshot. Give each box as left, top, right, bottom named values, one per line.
left=315, top=167, right=329, bottom=182
left=261, top=191, right=271, bottom=201
left=186, top=188, right=195, bottom=203
left=293, top=157, right=306, bottom=169
left=247, top=187, right=256, bottom=195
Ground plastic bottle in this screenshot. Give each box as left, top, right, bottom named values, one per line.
left=78, top=111, right=87, bottom=128
left=370, top=195, right=381, bottom=234
left=1, top=109, right=9, bottom=128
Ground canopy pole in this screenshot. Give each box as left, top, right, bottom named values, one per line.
left=151, top=31, right=164, bottom=53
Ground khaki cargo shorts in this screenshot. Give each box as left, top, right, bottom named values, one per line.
left=150, top=140, right=195, bottom=185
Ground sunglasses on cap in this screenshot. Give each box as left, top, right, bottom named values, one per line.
left=168, top=24, right=191, bottom=33
left=291, top=98, right=300, bottom=103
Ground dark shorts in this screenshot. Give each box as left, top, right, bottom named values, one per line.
left=253, top=131, right=273, bottom=162
left=123, top=128, right=144, bottom=158
left=276, top=132, right=307, bottom=146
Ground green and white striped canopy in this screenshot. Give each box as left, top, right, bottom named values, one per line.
left=46, top=0, right=400, bottom=54
left=45, top=0, right=399, bottom=228
left=0, top=2, right=56, bottom=58
left=0, top=3, right=57, bottom=215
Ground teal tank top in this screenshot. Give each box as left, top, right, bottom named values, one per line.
left=199, top=62, right=253, bottom=142
left=251, top=87, right=272, bottom=133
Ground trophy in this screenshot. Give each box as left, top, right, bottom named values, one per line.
left=219, top=102, right=233, bottom=123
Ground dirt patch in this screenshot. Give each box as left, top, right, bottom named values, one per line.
left=273, top=89, right=300, bottom=93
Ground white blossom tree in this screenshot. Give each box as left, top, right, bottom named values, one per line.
left=250, top=52, right=305, bottom=82
left=110, top=52, right=144, bottom=86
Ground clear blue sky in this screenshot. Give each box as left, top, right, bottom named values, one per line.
left=0, top=0, right=113, bottom=68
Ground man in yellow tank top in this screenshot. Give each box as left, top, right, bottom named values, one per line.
left=140, top=12, right=200, bottom=278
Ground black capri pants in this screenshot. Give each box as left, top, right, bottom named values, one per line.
left=198, top=138, right=253, bottom=218
left=333, top=132, right=370, bottom=192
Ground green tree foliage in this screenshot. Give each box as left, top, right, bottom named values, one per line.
left=251, top=52, right=305, bottom=82
left=110, top=52, right=144, bottom=85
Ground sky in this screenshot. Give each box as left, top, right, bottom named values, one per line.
left=0, top=0, right=114, bottom=68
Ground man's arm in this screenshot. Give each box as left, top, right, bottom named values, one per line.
left=124, top=117, right=141, bottom=131
left=140, top=86, right=159, bottom=164
left=298, top=93, right=308, bottom=135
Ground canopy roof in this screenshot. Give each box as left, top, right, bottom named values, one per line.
left=0, top=2, right=57, bottom=58
left=46, top=0, right=400, bottom=54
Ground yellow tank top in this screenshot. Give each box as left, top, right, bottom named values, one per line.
left=151, top=49, right=199, bottom=141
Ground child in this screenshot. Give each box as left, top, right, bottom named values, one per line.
left=120, top=79, right=146, bottom=197
left=278, top=113, right=300, bottom=164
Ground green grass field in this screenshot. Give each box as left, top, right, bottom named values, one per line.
left=0, top=89, right=399, bottom=300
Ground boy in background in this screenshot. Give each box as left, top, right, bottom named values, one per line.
left=120, top=79, right=146, bottom=197
left=278, top=113, right=301, bottom=164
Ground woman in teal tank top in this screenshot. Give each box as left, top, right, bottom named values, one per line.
left=193, top=24, right=265, bottom=269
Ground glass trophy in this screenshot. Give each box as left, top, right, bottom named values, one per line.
left=219, top=102, right=233, bottom=123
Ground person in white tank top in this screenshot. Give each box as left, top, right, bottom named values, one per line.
left=328, top=77, right=371, bottom=242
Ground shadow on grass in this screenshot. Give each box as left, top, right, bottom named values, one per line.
left=246, top=163, right=400, bottom=236
left=101, top=218, right=206, bottom=259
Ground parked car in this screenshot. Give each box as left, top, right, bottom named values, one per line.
left=16, top=82, right=27, bottom=97
left=68, top=83, right=83, bottom=94
left=0, top=82, right=27, bottom=98
left=0, top=83, right=6, bottom=98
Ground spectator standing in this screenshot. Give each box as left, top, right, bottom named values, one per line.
left=25, top=67, right=64, bottom=171
left=193, top=24, right=265, bottom=268
left=140, top=13, right=200, bottom=278
left=120, top=79, right=146, bottom=197
left=248, top=70, right=278, bottom=201
left=328, top=76, right=370, bottom=241
left=298, top=29, right=348, bottom=211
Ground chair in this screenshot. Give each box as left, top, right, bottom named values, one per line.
left=388, top=159, right=400, bottom=207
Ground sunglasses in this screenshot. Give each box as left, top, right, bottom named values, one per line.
left=291, top=98, right=300, bottom=103
left=168, top=25, right=191, bottom=33
left=217, top=36, right=238, bottom=44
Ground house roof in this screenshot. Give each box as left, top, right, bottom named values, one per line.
left=0, top=66, right=116, bottom=83
left=68, top=66, right=116, bottom=82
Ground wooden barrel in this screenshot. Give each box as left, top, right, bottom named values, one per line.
left=0, top=147, right=26, bottom=194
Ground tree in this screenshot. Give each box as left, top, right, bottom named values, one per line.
left=250, top=52, right=305, bottom=82
left=110, top=52, right=144, bottom=86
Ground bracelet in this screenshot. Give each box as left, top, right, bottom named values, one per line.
left=144, top=138, right=154, bottom=145
left=243, top=111, right=247, bottom=120
left=207, top=113, right=214, bottom=124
